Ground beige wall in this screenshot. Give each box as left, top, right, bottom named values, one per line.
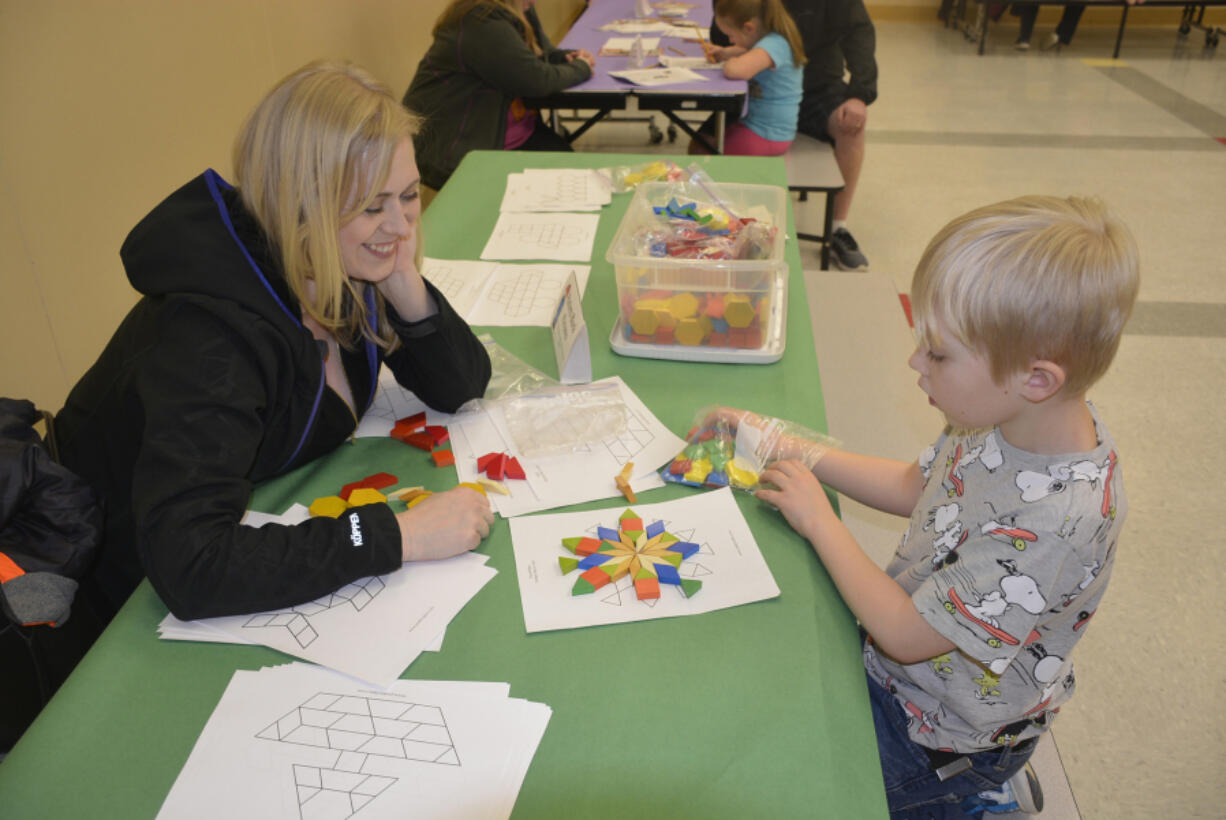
left=0, top=0, right=582, bottom=412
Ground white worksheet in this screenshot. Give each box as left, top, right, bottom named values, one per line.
left=423, top=258, right=592, bottom=327
left=659, top=55, right=725, bottom=70
left=448, top=376, right=684, bottom=518
left=509, top=487, right=780, bottom=632
left=158, top=502, right=448, bottom=653
left=480, top=212, right=600, bottom=262
left=500, top=169, right=611, bottom=213
left=598, top=19, right=672, bottom=34
left=599, top=35, right=661, bottom=55
left=608, top=66, right=708, bottom=86
left=157, top=663, right=552, bottom=820
left=164, top=552, right=496, bottom=688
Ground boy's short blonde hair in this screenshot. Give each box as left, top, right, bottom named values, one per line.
left=910, top=195, right=1140, bottom=395
left=233, top=60, right=421, bottom=350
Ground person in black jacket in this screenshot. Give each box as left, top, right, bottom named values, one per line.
left=711, top=0, right=878, bottom=270
left=404, top=0, right=595, bottom=195
left=55, top=61, right=494, bottom=626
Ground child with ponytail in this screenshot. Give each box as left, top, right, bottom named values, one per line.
left=690, top=0, right=806, bottom=156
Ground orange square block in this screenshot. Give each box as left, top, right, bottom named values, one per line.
left=431, top=449, right=455, bottom=467
left=634, top=577, right=661, bottom=600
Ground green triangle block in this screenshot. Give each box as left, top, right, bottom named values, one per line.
left=634, top=566, right=657, bottom=580
left=600, top=561, right=624, bottom=579
left=680, top=578, right=703, bottom=598
left=619, top=508, right=640, bottom=521
left=561, top=537, right=583, bottom=553
left=658, top=532, right=679, bottom=545
left=572, top=576, right=597, bottom=596
left=622, top=530, right=643, bottom=543
left=558, top=557, right=579, bottom=575
left=658, top=552, right=683, bottom=568
left=598, top=542, right=622, bottom=554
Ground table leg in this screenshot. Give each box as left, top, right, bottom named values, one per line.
left=822, top=191, right=835, bottom=270
left=1114, top=6, right=1129, bottom=58
left=562, top=109, right=614, bottom=143
left=716, top=111, right=726, bottom=154
left=659, top=110, right=721, bottom=154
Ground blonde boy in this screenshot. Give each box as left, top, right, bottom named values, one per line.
left=757, top=196, right=1139, bottom=816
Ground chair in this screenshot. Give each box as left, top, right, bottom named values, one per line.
left=784, top=134, right=845, bottom=270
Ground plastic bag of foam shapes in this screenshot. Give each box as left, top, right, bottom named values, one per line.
left=662, top=405, right=840, bottom=493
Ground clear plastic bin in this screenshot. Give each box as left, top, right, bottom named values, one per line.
left=605, top=182, right=788, bottom=364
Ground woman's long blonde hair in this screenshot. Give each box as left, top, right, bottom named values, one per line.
left=233, top=60, right=421, bottom=350
left=435, top=0, right=539, bottom=53
left=715, top=0, right=807, bottom=66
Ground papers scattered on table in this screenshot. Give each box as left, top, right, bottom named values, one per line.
left=509, top=487, right=780, bottom=633
left=448, top=376, right=684, bottom=518
left=598, top=18, right=674, bottom=34
left=156, top=663, right=551, bottom=820
left=480, top=212, right=600, bottom=262
left=158, top=513, right=496, bottom=687
left=598, top=36, right=661, bottom=56
left=423, top=257, right=591, bottom=326
left=660, top=54, right=724, bottom=70
left=608, top=66, right=708, bottom=86
left=500, top=168, right=611, bottom=213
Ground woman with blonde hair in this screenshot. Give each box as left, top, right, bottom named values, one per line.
left=404, top=0, right=595, bottom=193
left=55, top=61, right=494, bottom=626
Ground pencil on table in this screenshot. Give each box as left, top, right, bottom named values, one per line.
left=667, top=45, right=686, bottom=56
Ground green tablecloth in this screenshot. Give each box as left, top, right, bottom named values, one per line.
left=0, top=151, right=887, bottom=819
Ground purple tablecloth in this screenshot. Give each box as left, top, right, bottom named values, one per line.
left=557, top=0, right=745, bottom=98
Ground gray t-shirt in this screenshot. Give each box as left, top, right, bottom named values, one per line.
left=864, top=402, right=1125, bottom=753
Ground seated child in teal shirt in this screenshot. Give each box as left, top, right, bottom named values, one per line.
left=690, top=0, right=804, bottom=156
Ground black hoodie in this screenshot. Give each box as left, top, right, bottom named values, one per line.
left=55, top=170, right=491, bottom=622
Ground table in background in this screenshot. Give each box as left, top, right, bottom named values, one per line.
left=0, top=151, right=888, bottom=819
left=947, top=0, right=1224, bottom=56
left=530, top=0, right=746, bottom=153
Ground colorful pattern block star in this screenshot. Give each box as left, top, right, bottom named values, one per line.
left=557, top=509, right=703, bottom=601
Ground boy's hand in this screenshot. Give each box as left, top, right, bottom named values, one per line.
left=756, top=459, right=835, bottom=542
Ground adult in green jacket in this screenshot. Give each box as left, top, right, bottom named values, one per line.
left=404, top=0, right=595, bottom=192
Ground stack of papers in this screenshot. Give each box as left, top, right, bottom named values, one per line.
left=608, top=66, right=708, bottom=86
left=449, top=375, right=685, bottom=518
left=159, top=506, right=495, bottom=688
left=345, top=366, right=685, bottom=519
left=509, top=487, right=780, bottom=633
left=598, top=18, right=673, bottom=33
left=598, top=36, right=661, bottom=55
left=660, top=54, right=725, bottom=70
left=499, top=168, right=611, bottom=213
left=157, top=663, right=551, bottom=820
left=422, top=258, right=591, bottom=327
left=479, top=211, right=600, bottom=262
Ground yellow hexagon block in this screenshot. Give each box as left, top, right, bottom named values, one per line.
left=726, top=457, right=760, bottom=489
left=684, top=457, right=713, bottom=484
left=346, top=487, right=387, bottom=506
left=406, top=490, right=434, bottom=508
left=674, top=317, right=706, bottom=346
left=309, top=495, right=350, bottom=518
left=629, top=298, right=669, bottom=335
left=724, top=295, right=756, bottom=328
left=667, top=292, right=699, bottom=319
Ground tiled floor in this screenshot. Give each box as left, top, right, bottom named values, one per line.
left=571, top=19, right=1225, bottom=819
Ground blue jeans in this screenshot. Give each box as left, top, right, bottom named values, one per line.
left=867, top=673, right=1036, bottom=819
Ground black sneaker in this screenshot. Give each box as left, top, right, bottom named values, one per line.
left=830, top=227, right=869, bottom=270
